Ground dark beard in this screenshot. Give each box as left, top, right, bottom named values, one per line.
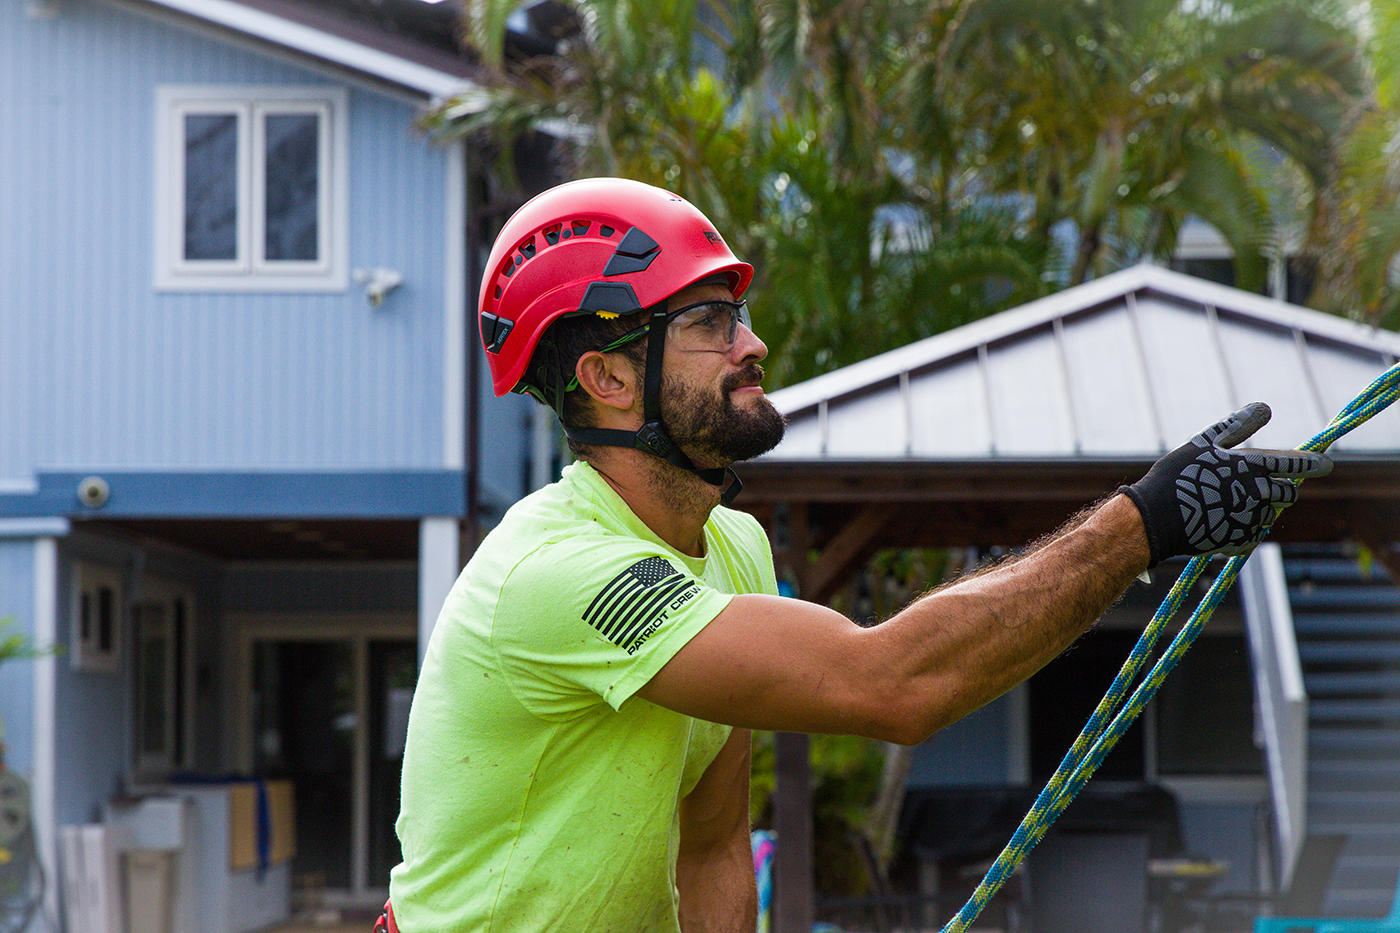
left=661, top=363, right=787, bottom=465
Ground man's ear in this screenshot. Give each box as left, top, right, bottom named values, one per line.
left=574, top=350, right=639, bottom=414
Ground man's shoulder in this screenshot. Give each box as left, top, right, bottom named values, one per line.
left=707, top=503, right=767, bottom=537
left=704, top=504, right=772, bottom=558
left=475, top=500, right=672, bottom=611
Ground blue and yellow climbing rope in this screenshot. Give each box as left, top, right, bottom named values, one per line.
left=941, top=360, right=1400, bottom=933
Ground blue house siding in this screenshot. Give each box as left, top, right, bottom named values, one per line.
left=0, top=538, right=38, bottom=777
left=909, top=692, right=1021, bottom=786
left=0, top=3, right=544, bottom=923
left=51, top=574, right=128, bottom=830
left=2, top=0, right=462, bottom=481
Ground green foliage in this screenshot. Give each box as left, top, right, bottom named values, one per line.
left=427, top=0, right=1062, bottom=386
left=749, top=730, right=887, bottom=895
left=1300, top=1, right=1400, bottom=328
left=0, top=618, right=44, bottom=667
left=429, top=0, right=1378, bottom=384
left=0, top=617, right=58, bottom=747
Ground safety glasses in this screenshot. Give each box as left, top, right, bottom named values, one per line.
left=596, top=300, right=752, bottom=355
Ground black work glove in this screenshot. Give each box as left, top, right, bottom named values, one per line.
left=1120, top=402, right=1333, bottom=567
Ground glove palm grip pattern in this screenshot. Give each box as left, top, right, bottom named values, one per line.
left=1121, top=402, right=1330, bottom=567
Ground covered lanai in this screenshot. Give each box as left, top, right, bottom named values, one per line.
left=740, top=264, right=1400, bottom=931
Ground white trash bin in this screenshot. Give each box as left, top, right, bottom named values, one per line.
left=123, top=849, right=175, bottom=933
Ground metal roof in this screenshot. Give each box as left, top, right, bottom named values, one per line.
left=107, top=0, right=481, bottom=100
left=764, top=264, right=1400, bottom=462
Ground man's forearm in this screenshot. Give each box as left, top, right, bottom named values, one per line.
left=875, top=493, right=1150, bottom=739
left=677, top=728, right=756, bottom=932
left=676, top=830, right=756, bottom=933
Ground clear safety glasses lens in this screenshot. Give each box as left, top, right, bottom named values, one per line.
left=665, top=300, right=751, bottom=353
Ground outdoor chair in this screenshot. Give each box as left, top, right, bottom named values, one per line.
left=1254, top=852, right=1400, bottom=933
left=1194, top=833, right=1344, bottom=932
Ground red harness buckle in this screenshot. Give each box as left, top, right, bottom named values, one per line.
left=372, top=900, right=398, bottom=933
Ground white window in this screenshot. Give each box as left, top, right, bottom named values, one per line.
left=155, top=86, right=348, bottom=291
left=132, top=580, right=196, bottom=776
left=71, top=561, right=123, bottom=673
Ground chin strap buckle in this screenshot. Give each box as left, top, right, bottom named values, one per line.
left=634, top=422, right=676, bottom=459
left=719, top=468, right=743, bottom=507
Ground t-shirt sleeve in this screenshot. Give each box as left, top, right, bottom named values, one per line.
left=490, top=538, right=733, bottom=717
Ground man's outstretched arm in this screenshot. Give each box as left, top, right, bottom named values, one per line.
left=677, top=727, right=756, bottom=933
left=639, top=404, right=1331, bottom=745
left=642, top=493, right=1147, bottom=744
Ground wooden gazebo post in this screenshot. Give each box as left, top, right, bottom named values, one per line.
left=770, top=500, right=814, bottom=933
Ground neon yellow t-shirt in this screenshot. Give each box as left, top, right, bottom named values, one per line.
left=390, top=461, right=778, bottom=932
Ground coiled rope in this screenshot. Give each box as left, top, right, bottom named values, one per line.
left=941, top=360, right=1400, bottom=933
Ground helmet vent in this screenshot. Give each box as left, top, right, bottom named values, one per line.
left=579, top=282, right=643, bottom=316
left=480, top=312, right=515, bottom=353
left=602, top=227, right=661, bottom=276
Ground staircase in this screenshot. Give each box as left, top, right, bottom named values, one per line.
left=1286, top=544, right=1400, bottom=917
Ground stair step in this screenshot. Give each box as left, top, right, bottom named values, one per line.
left=1311, top=768, right=1400, bottom=793
left=1310, top=728, right=1400, bottom=755
left=1312, top=757, right=1400, bottom=774
left=1300, top=640, right=1400, bottom=664
left=1332, top=857, right=1400, bottom=897
left=1310, top=698, right=1400, bottom=723
left=1310, top=793, right=1400, bottom=824
left=1331, top=826, right=1400, bottom=859
left=1285, top=552, right=1392, bottom=579
left=1321, top=889, right=1398, bottom=920
left=1289, top=586, right=1400, bottom=611
left=1305, top=670, right=1400, bottom=694
left=1314, top=818, right=1400, bottom=843
left=1293, top=613, right=1400, bottom=636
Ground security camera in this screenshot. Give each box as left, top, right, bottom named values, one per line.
left=77, top=476, right=110, bottom=509
left=353, top=267, right=404, bottom=309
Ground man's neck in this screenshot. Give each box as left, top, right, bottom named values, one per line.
left=585, top=451, right=721, bottom=558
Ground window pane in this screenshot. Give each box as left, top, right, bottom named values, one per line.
left=183, top=113, right=239, bottom=261
left=263, top=113, right=320, bottom=262
left=1029, top=628, right=1146, bottom=781
left=1156, top=635, right=1264, bottom=775
left=97, top=586, right=115, bottom=652
left=1169, top=257, right=1236, bottom=290
left=137, top=606, right=170, bottom=757
left=173, top=598, right=187, bottom=765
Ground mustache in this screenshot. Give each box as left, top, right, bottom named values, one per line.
left=721, top=364, right=766, bottom=393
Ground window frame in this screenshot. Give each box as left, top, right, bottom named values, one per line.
left=71, top=561, right=123, bottom=673
left=131, top=578, right=197, bottom=778
left=154, top=85, right=349, bottom=292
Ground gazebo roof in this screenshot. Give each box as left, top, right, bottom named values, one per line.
left=765, top=264, right=1400, bottom=462
left=739, top=265, right=1400, bottom=598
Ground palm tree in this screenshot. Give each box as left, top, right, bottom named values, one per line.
left=916, top=0, right=1369, bottom=289
left=427, top=0, right=1048, bottom=386
left=1305, top=0, right=1400, bottom=327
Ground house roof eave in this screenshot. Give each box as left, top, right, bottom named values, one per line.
left=107, top=0, right=484, bottom=102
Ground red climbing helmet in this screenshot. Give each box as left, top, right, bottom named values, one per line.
left=477, top=177, right=754, bottom=397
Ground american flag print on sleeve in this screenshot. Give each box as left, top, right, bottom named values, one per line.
left=582, top=557, right=703, bottom=655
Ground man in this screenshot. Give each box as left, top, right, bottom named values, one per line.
left=386, top=177, right=1330, bottom=932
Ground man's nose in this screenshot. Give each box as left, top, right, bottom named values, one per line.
left=731, top=320, right=767, bottom=362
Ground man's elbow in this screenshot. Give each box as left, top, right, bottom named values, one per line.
left=851, top=687, right=950, bottom=747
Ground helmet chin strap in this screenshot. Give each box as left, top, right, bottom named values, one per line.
left=564, top=306, right=743, bottom=506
